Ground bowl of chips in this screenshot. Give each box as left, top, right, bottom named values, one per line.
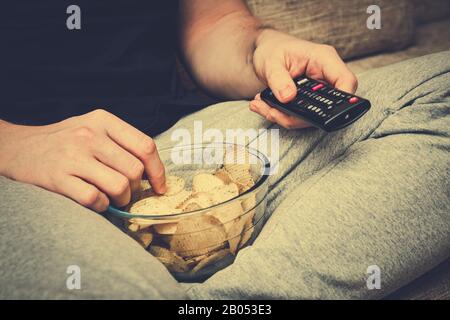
left=107, top=143, right=270, bottom=282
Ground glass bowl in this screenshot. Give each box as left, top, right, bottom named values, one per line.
left=107, top=143, right=270, bottom=282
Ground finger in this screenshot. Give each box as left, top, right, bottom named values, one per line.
left=317, top=46, right=358, bottom=94
left=93, top=136, right=144, bottom=193
left=250, top=99, right=311, bottom=129
left=75, top=158, right=131, bottom=207
left=265, top=59, right=297, bottom=103
left=55, top=175, right=110, bottom=212
left=267, top=108, right=311, bottom=129
left=95, top=110, right=166, bottom=194
left=250, top=99, right=271, bottom=118
left=334, top=72, right=358, bottom=94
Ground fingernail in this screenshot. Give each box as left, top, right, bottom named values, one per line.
left=158, top=181, right=167, bottom=194
left=95, top=193, right=109, bottom=212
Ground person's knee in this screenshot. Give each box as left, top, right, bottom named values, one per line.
left=0, top=177, right=187, bottom=299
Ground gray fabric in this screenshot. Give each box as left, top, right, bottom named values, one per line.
left=0, top=177, right=187, bottom=299
left=0, top=51, right=449, bottom=299
left=160, top=51, right=450, bottom=299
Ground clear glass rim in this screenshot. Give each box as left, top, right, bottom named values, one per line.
left=106, top=142, right=270, bottom=220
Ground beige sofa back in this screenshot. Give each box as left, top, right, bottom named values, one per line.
left=413, top=0, right=450, bottom=24
left=246, top=0, right=415, bottom=60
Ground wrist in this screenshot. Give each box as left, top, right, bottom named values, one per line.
left=0, top=121, right=31, bottom=176
left=254, top=27, right=277, bottom=48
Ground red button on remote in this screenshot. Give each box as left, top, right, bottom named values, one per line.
left=312, top=83, right=324, bottom=91
left=349, top=97, right=359, bottom=104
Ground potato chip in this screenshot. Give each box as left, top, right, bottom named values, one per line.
left=153, top=223, right=178, bottom=235
left=223, top=145, right=251, bottom=168
left=124, top=218, right=152, bottom=232
left=226, top=217, right=247, bottom=254
left=208, top=183, right=239, bottom=205
left=164, top=175, right=186, bottom=196
left=189, top=249, right=230, bottom=274
left=127, top=219, right=152, bottom=230
left=192, top=173, right=224, bottom=193
left=180, top=192, right=213, bottom=211
left=209, top=201, right=243, bottom=232
left=182, top=202, right=202, bottom=212
left=130, top=185, right=156, bottom=203
left=225, top=165, right=255, bottom=193
left=148, top=245, right=190, bottom=273
left=129, top=197, right=173, bottom=215
left=214, top=168, right=233, bottom=184
left=170, top=215, right=227, bottom=258
left=128, top=215, right=180, bottom=230
left=131, top=230, right=153, bottom=248
left=184, top=253, right=209, bottom=268
left=221, top=145, right=255, bottom=193
left=238, top=213, right=255, bottom=249
left=124, top=160, right=262, bottom=273
left=158, top=189, right=192, bottom=210
left=238, top=228, right=253, bottom=249
left=241, top=194, right=257, bottom=212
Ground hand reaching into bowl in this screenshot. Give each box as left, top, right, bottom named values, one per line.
left=0, top=109, right=166, bottom=212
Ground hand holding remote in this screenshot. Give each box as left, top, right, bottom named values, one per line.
left=250, top=29, right=358, bottom=129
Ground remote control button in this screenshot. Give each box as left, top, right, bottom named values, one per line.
left=312, top=83, right=324, bottom=91
left=307, top=105, right=313, bottom=110
left=297, top=78, right=308, bottom=85
left=349, top=97, right=359, bottom=104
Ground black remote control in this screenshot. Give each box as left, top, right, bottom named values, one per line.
left=261, top=76, right=371, bottom=132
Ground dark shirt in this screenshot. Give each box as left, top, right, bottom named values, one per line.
left=0, top=1, right=210, bottom=136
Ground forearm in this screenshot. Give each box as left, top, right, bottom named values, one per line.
left=0, top=120, right=48, bottom=175
left=0, top=119, right=19, bottom=175
left=180, top=7, right=266, bottom=100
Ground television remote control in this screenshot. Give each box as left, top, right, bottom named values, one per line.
left=261, top=76, right=371, bottom=132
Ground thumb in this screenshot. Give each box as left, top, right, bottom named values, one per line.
left=265, top=61, right=297, bottom=103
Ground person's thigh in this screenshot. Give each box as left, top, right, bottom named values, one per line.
left=184, top=51, right=450, bottom=299
left=0, top=177, right=186, bottom=299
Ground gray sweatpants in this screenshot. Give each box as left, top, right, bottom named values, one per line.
left=1, top=51, right=449, bottom=299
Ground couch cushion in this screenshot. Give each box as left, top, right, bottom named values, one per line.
left=413, top=0, right=450, bottom=24
left=347, top=19, right=450, bottom=74
left=246, top=0, right=415, bottom=60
